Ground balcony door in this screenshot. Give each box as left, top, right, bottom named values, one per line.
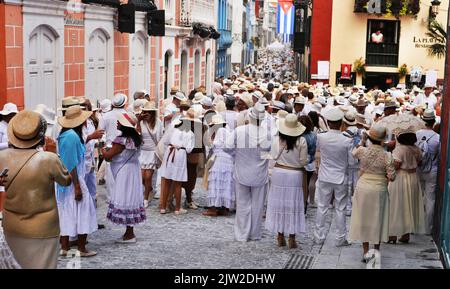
left=366, top=20, right=400, bottom=67
left=86, top=29, right=109, bottom=103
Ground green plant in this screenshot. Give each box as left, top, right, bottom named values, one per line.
left=354, top=58, right=366, bottom=76
left=426, top=20, right=447, bottom=59
left=398, top=64, right=409, bottom=77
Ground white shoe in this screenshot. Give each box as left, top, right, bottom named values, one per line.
left=144, top=200, right=149, bottom=208
left=175, top=209, right=188, bottom=215
left=186, top=202, right=198, bottom=210
left=336, top=239, right=351, bottom=247
left=345, top=211, right=352, bottom=216
left=115, top=237, right=137, bottom=244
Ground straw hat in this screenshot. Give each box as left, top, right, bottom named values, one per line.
left=7, top=111, right=47, bottom=149
left=0, top=103, right=19, bottom=116
left=192, top=92, right=205, bottom=104
left=421, top=109, right=436, bottom=121
left=209, top=114, right=226, bottom=126
left=142, top=101, right=159, bottom=112
left=278, top=114, right=306, bottom=137
left=181, top=108, right=202, bottom=124
left=248, top=103, right=266, bottom=121
left=59, top=97, right=84, bottom=111
left=294, top=97, right=306, bottom=105
left=277, top=110, right=289, bottom=120
left=179, top=99, right=191, bottom=109
left=368, top=124, right=386, bottom=142
left=343, top=111, right=357, bottom=126
left=200, top=97, right=213, bottom=108
left=34, top=104, right=56, bottom=125
left=100, top=99, right=112, bottom=113
left=112, top=93, right=128, bottom=108
left=240, top=94, right=254, bottom=108
left=133, top=99, right=147, bottom=114
left=170, top=87, right=179, bottom=94
left=356, top=113, right=370, bottom=129
left=323, top=107, right=344, bottom=121
left=117, top=112, right=136, bottom=128
left=58, top=105, right=93, bottom=129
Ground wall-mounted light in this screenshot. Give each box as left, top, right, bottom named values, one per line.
left=430, top=0, right=441, bottom=18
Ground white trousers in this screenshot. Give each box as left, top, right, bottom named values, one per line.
left=346, top=169, right=359, bottom=213
left=419, top=171, right=437, bottom=235
left=105, top=162, right=114, bottom=200
left=234, top=182, right=268, bottom=242
left=97, top=161, right=106, bottom=181
left=315, top=180, right=348, bottom=242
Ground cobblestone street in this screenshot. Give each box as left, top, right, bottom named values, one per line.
left=57, top=178, right=442, bottom=269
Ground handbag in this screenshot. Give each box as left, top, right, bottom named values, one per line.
left=143, top=122, right=162, bottom=169
left=4, top=150, right=39, bottom=191
left=202, top=149, right=216, bottom=190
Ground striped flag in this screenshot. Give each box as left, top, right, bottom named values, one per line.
left=277, top=0, right=295, bottom=43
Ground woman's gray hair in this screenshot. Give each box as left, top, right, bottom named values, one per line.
left=37, top=115, right=48, bottom=146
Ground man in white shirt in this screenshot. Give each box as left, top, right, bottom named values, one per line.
left=314, top=107, right=353, bottom=246
left=416, top=109, right=440, bottom=235
left=414, top=84, right=437, bottom=110
left=227, top=103, right=272, bottom=242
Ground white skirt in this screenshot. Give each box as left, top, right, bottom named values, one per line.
left=265, top=167, right=306, bottom=235
left=139, top=150, right=160, bottom=170
left=58, top=177, right=98, bottom=237
left=159, top=147, right=188, bottom=182
left=207, top=156, right=235, bottom=209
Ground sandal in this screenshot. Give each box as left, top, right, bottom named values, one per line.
left=202, top=210, right=218, bottom=217
left=160, top=209, right=167, bottom=214
left=175, top=209, right=188, bottom=215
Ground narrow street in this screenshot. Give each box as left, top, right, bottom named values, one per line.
left=57, top=179, right=442, bottom=269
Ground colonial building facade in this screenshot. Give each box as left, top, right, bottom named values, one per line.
left=0, top=0, right=217, bottom=111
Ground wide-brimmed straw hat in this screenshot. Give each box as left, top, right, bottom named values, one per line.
left=58, top=97, right=84, bottom=111
left=34, top=104, right=56, bottom=125
left=368, top=124, right=386, bottom=142
left=278, top=114, right=306, bottom=137
left=192, top=92, right=205, bottom=104
left=112, top=93, right=128, bottom=108
left=117, top=112, right=136, bottom=128
left=181, top=108, right=202, bottom=124
left=142, top=101, right=159, bottom=112
left=209, top=114, right=227, bottom=126
left=7, top=111, right=46, bottom=149
left=58, top=105, right=92, bottom=128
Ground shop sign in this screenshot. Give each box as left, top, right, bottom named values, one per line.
left=413, top=36, right=445, bottom=49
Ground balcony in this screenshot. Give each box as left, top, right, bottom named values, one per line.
left=218, top=29, right=232, bottom=49
left=366, top=42, right=399, bottom=67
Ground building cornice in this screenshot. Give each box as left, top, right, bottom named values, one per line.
left=22, top=0, right=67, bottom=17
left=84, top=4, right=116, bottom=21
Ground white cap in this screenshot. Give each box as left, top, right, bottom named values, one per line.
left=323, top=107, right=344, bottom=121
left=0, top=102, right=19, bottom=116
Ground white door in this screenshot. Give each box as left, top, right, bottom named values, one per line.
left=86, top=29, right=108, bottom=104
left=130, top=32, right=147, bottom=96
left=27, top=25, right=57, bottom=111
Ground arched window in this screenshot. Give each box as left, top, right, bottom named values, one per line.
left=164, top=50, right=174, bottom=99
left=129, top=31, right=149, bottom=97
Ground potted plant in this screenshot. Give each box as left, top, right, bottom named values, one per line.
left=354, top=57, right=366, bottom=77
left=398, top=64, right=408, bottom=77
left=398, top=64, right=408, bottom=84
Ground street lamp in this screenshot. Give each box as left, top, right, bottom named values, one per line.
left=430, top=0, right=441, bottom=18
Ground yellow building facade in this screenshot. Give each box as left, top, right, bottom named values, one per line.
left=329, top=0, right=449, bottom=89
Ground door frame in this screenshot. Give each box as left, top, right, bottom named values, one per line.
left=23, top=3, right=65, bottom=112
left=85, top=5, right=115, bottom=102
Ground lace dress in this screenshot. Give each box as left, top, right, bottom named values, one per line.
left=349, top=145, right=395, bottom=244
left=0, top=227, right=21, bottom=269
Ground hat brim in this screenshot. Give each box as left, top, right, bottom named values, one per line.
left=368, top=131, right=385, bottom=142
left=278, top=122, right=306, bottom=137
left=57, top=111, right=93, bottom=129
left=343, top=119, right=357, bottom=126
left=7, top=117, right=43, bottom=149
left=0, top=110, right=18, bottom=116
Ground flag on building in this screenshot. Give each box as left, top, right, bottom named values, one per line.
left=277, top=0, right=295, bottom=43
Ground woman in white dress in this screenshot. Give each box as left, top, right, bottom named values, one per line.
left=266, top=114, right=308, bottom=249
left=203, top=115, right=235, bottom=217
left=388, top=130, right=426, bottom=243
left=349, top=125, right=396, bottom=263
left=57, top=105, right=98, bottom=257
left=102, top=112, right=146, bottom=243
left=137, top=102, right=163, bottom=208
left=159, top=109, right=196, bottom=215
